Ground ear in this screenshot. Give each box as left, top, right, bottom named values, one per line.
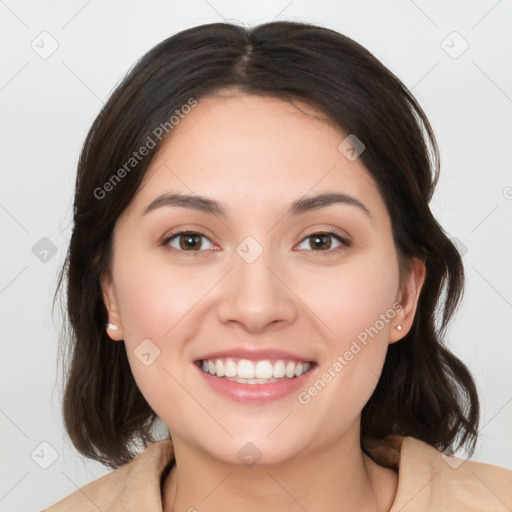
left=389, top=257, right=426, bottom=344
left=101, top=271, right=124, bottom=341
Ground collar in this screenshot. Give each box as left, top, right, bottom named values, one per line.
left=43, top=435, right=512, bottom=511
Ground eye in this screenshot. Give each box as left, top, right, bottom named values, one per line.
left=298, top=231, right=350, bottom=252
left=163, top=231, right=215, bottom=252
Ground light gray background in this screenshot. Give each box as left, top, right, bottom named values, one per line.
left=1, top=1, right=511, bottom=510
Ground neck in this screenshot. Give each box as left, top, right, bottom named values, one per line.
left=162, top=423, right=397, bottom=512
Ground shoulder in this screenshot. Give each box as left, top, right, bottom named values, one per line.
left=41, top=440, right=174, bottom=512
left=390, top=436, right=512, bottom=511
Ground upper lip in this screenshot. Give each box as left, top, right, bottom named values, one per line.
left=195, top=347, right=316, bottom=363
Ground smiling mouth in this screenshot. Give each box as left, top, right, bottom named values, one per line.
left=195, top=358, right=316, bottom=384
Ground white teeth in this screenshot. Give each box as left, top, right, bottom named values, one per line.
left=294, top=362, right=304, bottom=377
left=200, top=358, right=312, bottom=382
left=272, top=360, right=285, bottom=378
left=215, top=359, right=225, bottom=377
left=237, top=359, right=255, bottom=379
left=224, top=359, right=237, bottom=377
left=226, top=376, right=280, bottom=384
left=255, top=360, right=273, bottom=379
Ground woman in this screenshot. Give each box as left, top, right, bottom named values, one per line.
left=44, top=20, right=511, bottom=512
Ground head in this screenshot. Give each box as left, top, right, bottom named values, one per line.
left=56, top=20, right=479, bottom=469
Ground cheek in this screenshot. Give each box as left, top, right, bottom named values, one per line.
left=293, top=254, right=399, bottom=427
left=112, top=245, right=209, bottom=342
left=295, top=248, right=400, bottom=346
left=110, top=247, right=207, bottom=415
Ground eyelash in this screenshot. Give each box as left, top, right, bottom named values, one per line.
left=160, top=229, right=350, bottom=256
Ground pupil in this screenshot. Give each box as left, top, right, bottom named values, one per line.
left=181, top=234, right=200, bottom=250
left=313, top=234, right=331, bottom=250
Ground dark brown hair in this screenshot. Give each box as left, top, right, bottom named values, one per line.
left=54, top=20, right=479, bottom=469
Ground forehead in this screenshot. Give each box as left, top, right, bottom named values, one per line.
left=126, top=93, right=385, bottom=220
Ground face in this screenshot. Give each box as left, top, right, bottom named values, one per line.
left=102, top=92, right=424, bottom=466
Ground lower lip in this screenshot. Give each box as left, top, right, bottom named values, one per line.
left=194, top=362, right=317, bottom=403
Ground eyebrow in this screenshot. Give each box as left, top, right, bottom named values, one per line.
left=142, top=191, right=372, bottom=219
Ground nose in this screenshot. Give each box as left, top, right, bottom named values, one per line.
left=216, top=249, right=298, bottom=334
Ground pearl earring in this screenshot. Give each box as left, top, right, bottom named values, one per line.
left=396, top=324, right=403, bottom=332
left=106, top=323, right=118, bottom=331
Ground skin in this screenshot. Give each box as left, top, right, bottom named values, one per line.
left=102, top=91, right=425, bottom=512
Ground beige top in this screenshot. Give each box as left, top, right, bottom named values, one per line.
left=42, top=436, right=512, bottom=511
